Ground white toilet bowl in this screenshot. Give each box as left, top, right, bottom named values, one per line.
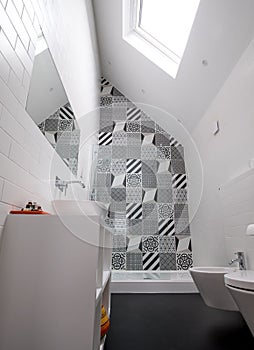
left=189, top=267, right=238, bottom=311
left=225, top=270, right=254, bottom=336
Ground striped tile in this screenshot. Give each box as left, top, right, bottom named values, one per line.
left=126, top=203, right=142, bottom=219
left=99, top=132, right=112, bottom=146
left=143, top=253, right=160, bottom=270
left=172, top=174, right=187, bottom=189
left=158, top=219, right=175, bottom=236
left=169, top=136, right=180, bottom=147
left=59, top=104, right=74, bottom=120
left=101, top=77, right=111, bottom=86
left=127, top=107, right=141, bottom=120
left=126, top=159, right=142, bottom=173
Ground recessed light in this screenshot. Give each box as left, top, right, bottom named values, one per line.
left=141, top=89, right=145, bottom=94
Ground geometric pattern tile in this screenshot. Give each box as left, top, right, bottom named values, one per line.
left=142, top=236, right=159, bottom=253
left=143, top=253, right=160, bottom=270
left=160, top=253, right=177, bottom=270
left=176, top=253, right=193, bottom=270
left=112, top=253, right=126, bottom=270
left=98, top=77, right=190, bottom=271
left=159, top=236, right=176, bottom=253
left=126, top=252, right=143, bottom=270
left=158, top=219, right=175, bottom=236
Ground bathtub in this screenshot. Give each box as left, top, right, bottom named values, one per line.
left=111, top=271, right=198, bottom=293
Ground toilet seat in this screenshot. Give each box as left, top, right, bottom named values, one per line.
left=224, top=270, right=254, bottom=291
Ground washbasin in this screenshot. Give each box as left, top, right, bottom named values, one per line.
left=52, top=200, right=108, bottom=218
left=189, top=266, right=238, bottom=311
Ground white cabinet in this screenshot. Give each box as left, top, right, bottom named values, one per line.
left=0, top=210, right=112, bottom=350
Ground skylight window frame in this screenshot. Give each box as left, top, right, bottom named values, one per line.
left=134, top=0, right=181, bottom=65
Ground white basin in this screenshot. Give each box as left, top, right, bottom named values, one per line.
left=225, top=270, right=254, bottom=336
left=189, top=266, right=238, bottom=311
left=52, top=200, right=108, bottom=218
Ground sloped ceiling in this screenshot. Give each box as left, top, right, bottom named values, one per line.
left=93, top=0, right=254, bottom=131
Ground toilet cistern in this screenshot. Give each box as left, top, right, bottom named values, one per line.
left=229, top=252, right=246, bottom=270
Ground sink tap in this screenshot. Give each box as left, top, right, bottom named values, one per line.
left=229, top=251, right=246, bottom=270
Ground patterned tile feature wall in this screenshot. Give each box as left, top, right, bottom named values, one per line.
left=38, top=103, right=80, bottom=175
left=97, top=78, right=192, bottom=271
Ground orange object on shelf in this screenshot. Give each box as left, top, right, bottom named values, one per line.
left=101, top=305, right=110, bottom=338
left=10, top=211, right=49, bottom=215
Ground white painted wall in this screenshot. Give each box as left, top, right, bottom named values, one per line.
left=0, top=0, right=100, bottom=239
left=191, top=39, right=254, bottom=268
left=93, top=0, right=254, bottom=131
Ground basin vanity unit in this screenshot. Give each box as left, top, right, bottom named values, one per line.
left=0, top=201, right=112, bottom=350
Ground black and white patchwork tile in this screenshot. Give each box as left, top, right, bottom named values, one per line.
left=112, top=253, right=126, bottom=270
left=112, top=131, right=127, bottom=146
left=157, top=146, right=171, bottom=159
left=127, top=133, right=141, bottom=145
left=141, top=120, right=155, bottom=133
left=111, top=188, right=126, bottom=202
left=111, top=174, right=126, bottom=188
left=126, top=203, right=142, bottom=219
left=126, top=159, right=142, bottom=173
left=158, top=219, right=175, bottom=236
left=154, top=133, right=171, bottom=147
left=142, top=236, right=159, bottom=253
left=126, top=146, right=142, bottom=158
left=126, top=235, right=142, bottom=253
left=142, top=133, right=155, bottom=145
left=143, top=253, right=160, bottom=270
left=157, top=173, right=172, bottom=188
left=158, top=204, right=174, bottom=219
left=160, top=253, right=176, bottom=270
left=159, top=236, right=176, bottom=253
left=173, top=189, right=188, bottom=203
left=157, top=189, right=173, bottom=203
left=172, top=174, right=187, bottom=189
left=142, top=203, right=158, bottom=220
left=126, top=187, right=142, bottom=203
left=98, top=145, right=112, bottom=159
left=142, top=220, right=158, bottom=235
left=113, top=235, right=127, bottom=252
left=170, top=160, right=186, bottom=174
left=111, top=159, right=126, bottom=175
left=126, top=121, right=141, bottom=133
left=175, top=235, right=192, bottom=253
left=97, top=159, right=111, bottom=173
left=99, top=132, right=112, bottom=146
left=176, top=253, right=193, bottom=270
left=142, top=188, right=157, bottom=203
left=141, top=145, right=157, bottom=159
left=127, top=219, right=143, bottom=235
left=126, top=173, right=142, bottom=187
left=98, top=77, right=190, bottom=271
left=126, top=252, right=143, bottom=270
left=127, top=107, right=141, bottom=121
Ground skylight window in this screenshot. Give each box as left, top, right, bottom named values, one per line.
left=138, top=0, right=200, bottom=59
left=123, top=0, right=200, bottom=78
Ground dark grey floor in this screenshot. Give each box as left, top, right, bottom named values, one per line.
left=104, top=294, right=254, bottom=350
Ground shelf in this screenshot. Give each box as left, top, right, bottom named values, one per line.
left=102, top=271, right=111, bottom=292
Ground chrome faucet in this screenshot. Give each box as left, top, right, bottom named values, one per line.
left=55, top=176, right=85, bottom=194
left=229, top=251, right=246, bottom=270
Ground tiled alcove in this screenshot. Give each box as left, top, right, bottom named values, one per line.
left=96, top=78, right=192, bottom=271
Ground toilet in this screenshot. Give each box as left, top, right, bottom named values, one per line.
left=225, top=270, right=254, bottom=336
left=189, top=267, right=238, bottom=311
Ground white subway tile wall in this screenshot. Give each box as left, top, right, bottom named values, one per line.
left=0, top=0, right=75, bottom=226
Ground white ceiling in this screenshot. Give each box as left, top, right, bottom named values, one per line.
left=93, top=0, right=254, bottom=131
